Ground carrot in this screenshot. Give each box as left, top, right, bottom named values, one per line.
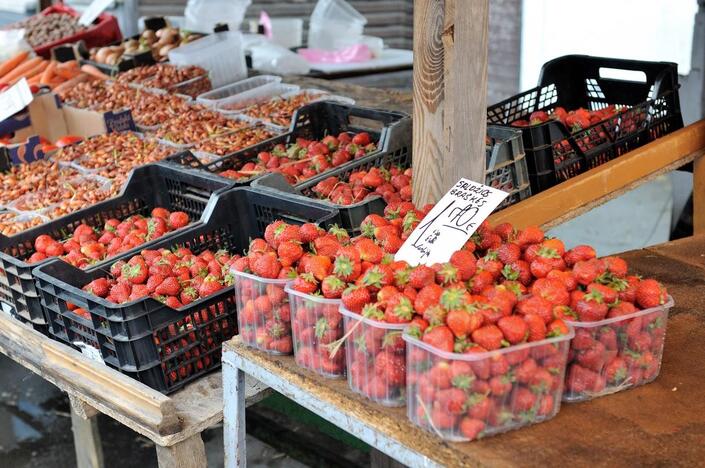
left=55, top=65, right=80, bottom=80
left=10, top=61, right=48, bottom=84
left=53, top=73, right=91, bottom=94
left=0, top=57, right=44, bottom=84
left=39, top=61, right=57, bottom=85
left=27, top=74, right=43, bottom=85
left=80, top=64, right=110, bottom=81
left=61, top=60, right=79, bottom=70
left=0, top=51, right=30, bottom=79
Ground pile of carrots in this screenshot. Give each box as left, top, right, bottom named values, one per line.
left=0, top=51, right=110, bottom=92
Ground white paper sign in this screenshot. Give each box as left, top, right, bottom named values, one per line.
left=0, top=78, right=33, bottom=122
left=395, top=178, right=509, bottom=266
left=73, top=342, right=105, bottom=364
left=78, top=0, right=114, bottom=26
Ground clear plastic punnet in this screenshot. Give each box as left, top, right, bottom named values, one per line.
left=339, top=306, right=407, bottom=407
left=233, top=269, right=292, bottom=355
left=287, top=286, right=345, bottom=378
left=563, top=297, right=673, bottom=402
left=404, top=327, right=574, bottom=442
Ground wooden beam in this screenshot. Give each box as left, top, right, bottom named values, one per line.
left=412, top=0, right=489, bottom=205
left=694, top=154, right=705, bottom=234
left=488, top=120, right=705, bottom=230
left=0, top=314, right=182, bottom=438
left=70, top=396, right=105, bottom=468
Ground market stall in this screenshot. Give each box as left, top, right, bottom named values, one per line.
left=0, top=1, right=703, bottom=467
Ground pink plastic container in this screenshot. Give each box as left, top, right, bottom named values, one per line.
left=233, top=270, right=292, bottom=355
left=339, top=307, right=407, bottom=407
left=404, top=329, right=574, bottom=442
left=286, top=287, right=345, bottom=378
left=563, top=297, right=673, bottom=402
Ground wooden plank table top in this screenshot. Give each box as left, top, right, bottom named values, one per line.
left=0, top=313, right=270, bottom=447
left=224, top=235, right=705, bottom=467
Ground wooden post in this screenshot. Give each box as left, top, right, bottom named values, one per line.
left=69, top=396, right=104, bottom=468
left=694, top=154, right=705, bottom=234
left=412, top=0, right=489, bottom=205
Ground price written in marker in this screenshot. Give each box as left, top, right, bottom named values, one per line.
left=394, top=178, right=509, bottom=266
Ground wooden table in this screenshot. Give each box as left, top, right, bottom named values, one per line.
left=222, top=235, right=705, bottom=467
left=0, top=314, right=270, bottom=468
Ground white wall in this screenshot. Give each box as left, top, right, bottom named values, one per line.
left=521, top=0, right=698, bottom=89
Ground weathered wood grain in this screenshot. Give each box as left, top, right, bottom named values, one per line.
left=412, top=0, right=488, bottom=205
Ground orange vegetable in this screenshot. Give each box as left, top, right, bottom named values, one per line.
left=55, top=64, right=80, bottom=80
left=0, top=56, right=43, bottom=84
left=80, top=64, right=110, bottom=81
left=0, top=51, right=30, bottom=79
left=10, top=61, right=48, bottom=84
left=40, top=61, right=57, bottom=85
left=53, top=73, right=91, bottom=94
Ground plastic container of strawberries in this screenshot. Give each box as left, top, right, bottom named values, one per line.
left=0, top=163, right=232, bottom=332
left=563, top=297, right=673, bottom=402
left=252, top=124, right=529, bottom=235
left=29, top=4, right=122, bottom=58
left=404, top=329, right=574, bottom=442
left=233, top=271, right=292, bottom=355
left=165, top=101, right=411, bottom=190
left=486, top=55, right=683, bottom=194
left=31, top=186, right=340, bottom=393
left=339, top=307, right=407, bottom=407
left=286, top=286, right=345, bottom=377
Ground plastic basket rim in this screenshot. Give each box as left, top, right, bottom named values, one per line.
left=565, top=296, right=674, bottom=328
left=231, top=268, right=291, bottom=285
left=338, top=305, right=408, bottom=330
left=402, top=327, right=575, bottom=362
left=285, top=284, right=342, bottom=305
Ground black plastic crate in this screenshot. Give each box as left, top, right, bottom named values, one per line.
left=165, top=101, right=412, bottom=187
left=487, top=55, right=683, bottom=193
left=32, top=187, right=340, bottom=393
left=0, top=163, right=233, bottom=330
left=252, top=125, right=529, bottom=234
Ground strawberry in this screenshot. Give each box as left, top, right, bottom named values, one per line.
left=85, top=278, right=110, bottom=298
left=449, top=250, right=477, bottom=281
left=312, top=235, right=340, bottom=258
left=422, top=325, right=454, bottom=352
left=497, top=315, right=528, bottom=344
left=341, top=285, right=371, bottom=313
left=574, top=290, right=608, bottom=322
left=109, top=282, right=131, bottom=303
left=414, top=284, right=443, bottom=314
left=180, top=287, right=198, bottom=305
left=164, top=296, right=183, bottom=309
left=635, top=279, right=667, bottom=309
left=512, top=387, right=537, bottom=412
left=436, top=388, right=467, bottom=415
left=573, top=258, right=605, bottom=286
left=603, top=256, right=628, bottom=278
left=523, top=314, right=547, bottom=341
left=355, top=238, right=384, bottom=264
left=501, top=260, right=532, bottom=286
left=146, top=274, right=165, bottom=293
left=168, top=211, right=189, bottom=229
left=587, top=282, right=618, bottom=304
left=531, top=278, right=570, bottom=306
left=618, top=275, right=640, bottom=303
left=563, top=245, right=597, bottom=267
left=333, top=246, right=362, bottom=282
left=497, top=242, right=521, bottom=264
left=198, top=275, right=223, bottom=298
left=277, top=241, right=304, bottom=267
left=252, top=252, right=282, bottom=279
left=516, top=226, right=544, bottom=247
left=305, top=255, right=333, bottom=282
left=121, top=261, right=148, bottom=285
left=291, top=273, right=318, bottom=294
left=384, top=293, right=414, bottom=323
left=321, top=275, right=346, bottom=299
left=516, top=296, right=553, bottom=324
left=155, top=277, right=180, bottom=296
left=374, top=352, right=405, bottom=386
left=604, top=357, right=628, bottom=384
left=446, top=307, right=483, bottom=339
left=471, top=325, right=504, bottom=350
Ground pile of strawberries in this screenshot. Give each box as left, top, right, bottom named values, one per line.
left=79, top=246, right=239, bottom=311
left=28, top=208, right=190, bottom=267
left=311, top=166, right=412, bottom=206
left=217, top=131, right=377, bottom=183
left=511, top=106, right=622, bottom=132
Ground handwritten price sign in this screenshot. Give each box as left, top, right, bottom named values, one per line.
left=394, top=178, right=509, bottom=266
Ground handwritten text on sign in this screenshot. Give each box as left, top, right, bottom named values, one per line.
left=394, top=178, right=509, bottom=266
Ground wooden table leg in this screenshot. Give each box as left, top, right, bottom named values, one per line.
left=69, top=395, right=104, bottom=468
left=155, top=434, right=207, bottom=468
left=370, top=448, right=406, bottom=467
left=694, top=155, right=705, bottom=234
left=223, top=362, right=247, bottom=468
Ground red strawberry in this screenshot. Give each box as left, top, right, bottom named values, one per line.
left=635, top=279, right=668, bottom=309
left=471, top=325, right=504, bottom=350
left=321, top=275, right=345, bottom=299
left=531, top=278, right=569, bottom=306
left=374, top=352, right=405, bottom=386
left=121, top=261, right=148, bottom=285
left=422, top=325, right=454, bottom=352
left=501, top=260, right=532, bottom=286
left=574, top=290, right=608, bottom=322
left=85, top=278, right=110, bottom=298
left=384, top=293, right=414, bottom=323
left=198, top=275, right=223, bottom=298
left=252, top=252, right=282, bottom=279
left=291, top=273, right=318, bottom=294
left=414, top=284, right=443, bottom=315
left=604, top=357, right=628, bottom=384
left=155, top=277, right=180, bottom=296
left=449, top=250, right=477, bottom=281
left=564, top=245, right=597, bottom=266
left=512, top=387, right=537, bottom=412
left=523, top=314, right=547, bottom=341
left=587, top=283, right=618, bottom=305
left=446, top=308, right=483, bottom=339
left=277, top=241, right=304, bottom=267
left=497, top=315, right=528, bottom=344
left=168, top=212, right=189, bottom=229
left=573, top=259, right=605, bottom=286
left=497, top=242, right=521, bottom=264
left=341, top=285, right=371, bottom=313
left=516, top=226, right=544, bottom=247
